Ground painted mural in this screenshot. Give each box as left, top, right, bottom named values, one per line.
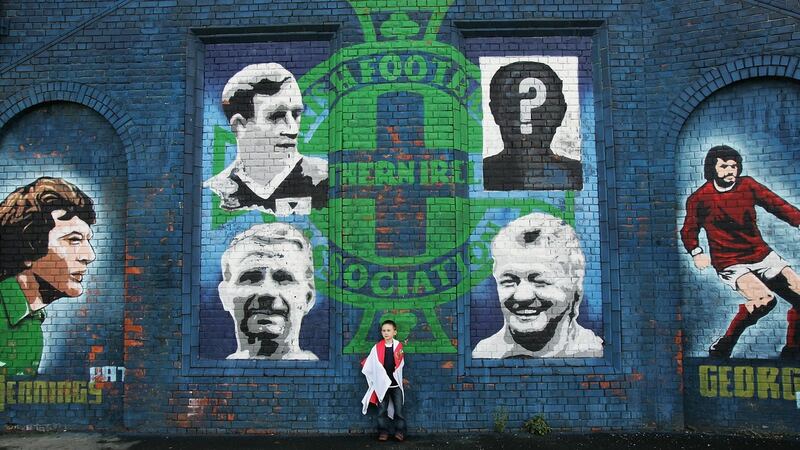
left=681, top=146, right=800, bottom=359
left=204, top=63, right=328, bottom=214
left=0, top=178, right=97, bottom=376
left=218, top=222, right=320, bottom=360
left=481, top=57, right=583, bottom=191
left=466, top=35, right=604, bottom=359
left=676, top=77, right=800, bottom=429
left=200, top=42, right=331, bottom=360
left=471, top=212, right=602, bottom=358
left=677, top=79, right=800, bottom=363
left=199, top=0, right=604, bottom=360
left=0, top=102, right=125, bottom=425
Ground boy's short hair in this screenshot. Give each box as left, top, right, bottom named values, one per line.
left=381, top=319, right=397, bottom=330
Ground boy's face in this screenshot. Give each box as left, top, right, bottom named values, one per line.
left=381, top=324, right=397, bottom=342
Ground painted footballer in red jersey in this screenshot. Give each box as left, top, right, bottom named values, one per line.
left=681, top=145, right=800, bottom=359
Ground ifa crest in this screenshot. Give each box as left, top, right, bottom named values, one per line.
left=207, top=0, right=577, bottom=354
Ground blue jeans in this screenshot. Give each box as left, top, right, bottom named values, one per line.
left=376, top=387, right=406, bottom=434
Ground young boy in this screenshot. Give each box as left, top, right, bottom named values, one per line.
left=360, top=320, right=406, bottom=441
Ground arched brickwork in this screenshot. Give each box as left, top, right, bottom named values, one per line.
left=0, top=81, right=138, bottom=160
left=660, top=55, right=800, bottom=154
left=0, top=83, right=134, bottom=427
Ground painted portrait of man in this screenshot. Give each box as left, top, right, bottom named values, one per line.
left=204, top=63, right=328, bottom=215
left=0, top=177, right=96, bottom=376
left=681, top=145, right=800, bottom=359
left=472, top=212, right=602, bottom=358
left=482, top=59, right=583, bottom=191
left=218, top=222, right=319, bottom=360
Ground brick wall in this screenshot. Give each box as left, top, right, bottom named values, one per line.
left=0, top=0, right=797, bottom=434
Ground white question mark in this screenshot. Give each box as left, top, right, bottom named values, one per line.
left=518, top=77, right=547, bottom=135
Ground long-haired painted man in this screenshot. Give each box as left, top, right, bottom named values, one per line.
left=0, top=177, right=96, bottom=376
left=681, top=145, right=800, bottom=359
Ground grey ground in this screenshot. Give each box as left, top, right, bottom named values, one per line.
left=2, top=431, right=800, bottom=450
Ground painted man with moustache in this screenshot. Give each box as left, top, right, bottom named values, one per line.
left=204, top=63, right=328, bottom=216
left=681, top=145, right=800, bottom=359
left=472, top=212, right=602, bottom=358
left=0, top=177, right=96, bottom=376
left=217, top=222, right=318, bottom=360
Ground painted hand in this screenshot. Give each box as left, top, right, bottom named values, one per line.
left=693, top=253, right=711, bottom=270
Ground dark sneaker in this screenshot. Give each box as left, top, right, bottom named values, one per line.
left=378, top=432, right=389, bottom=441
left=394, top=432, right=405, bottom=442
left=708, top=336, right=735, bottom=358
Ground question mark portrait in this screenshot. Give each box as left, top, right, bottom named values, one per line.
left=518, top=77, right=547, bottom=135
left=482, top=60, right=583, bottom=191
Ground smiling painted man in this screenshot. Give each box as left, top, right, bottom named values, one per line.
left=0, top=177, right=96, bottom=376
left=218, top=222, right=318, bottom=360
left=204, top=63, right=328, bottom=215
left=472, top=212, right=602, bottom=358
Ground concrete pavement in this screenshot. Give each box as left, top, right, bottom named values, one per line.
left=1, top=431, right=800, bottom=450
